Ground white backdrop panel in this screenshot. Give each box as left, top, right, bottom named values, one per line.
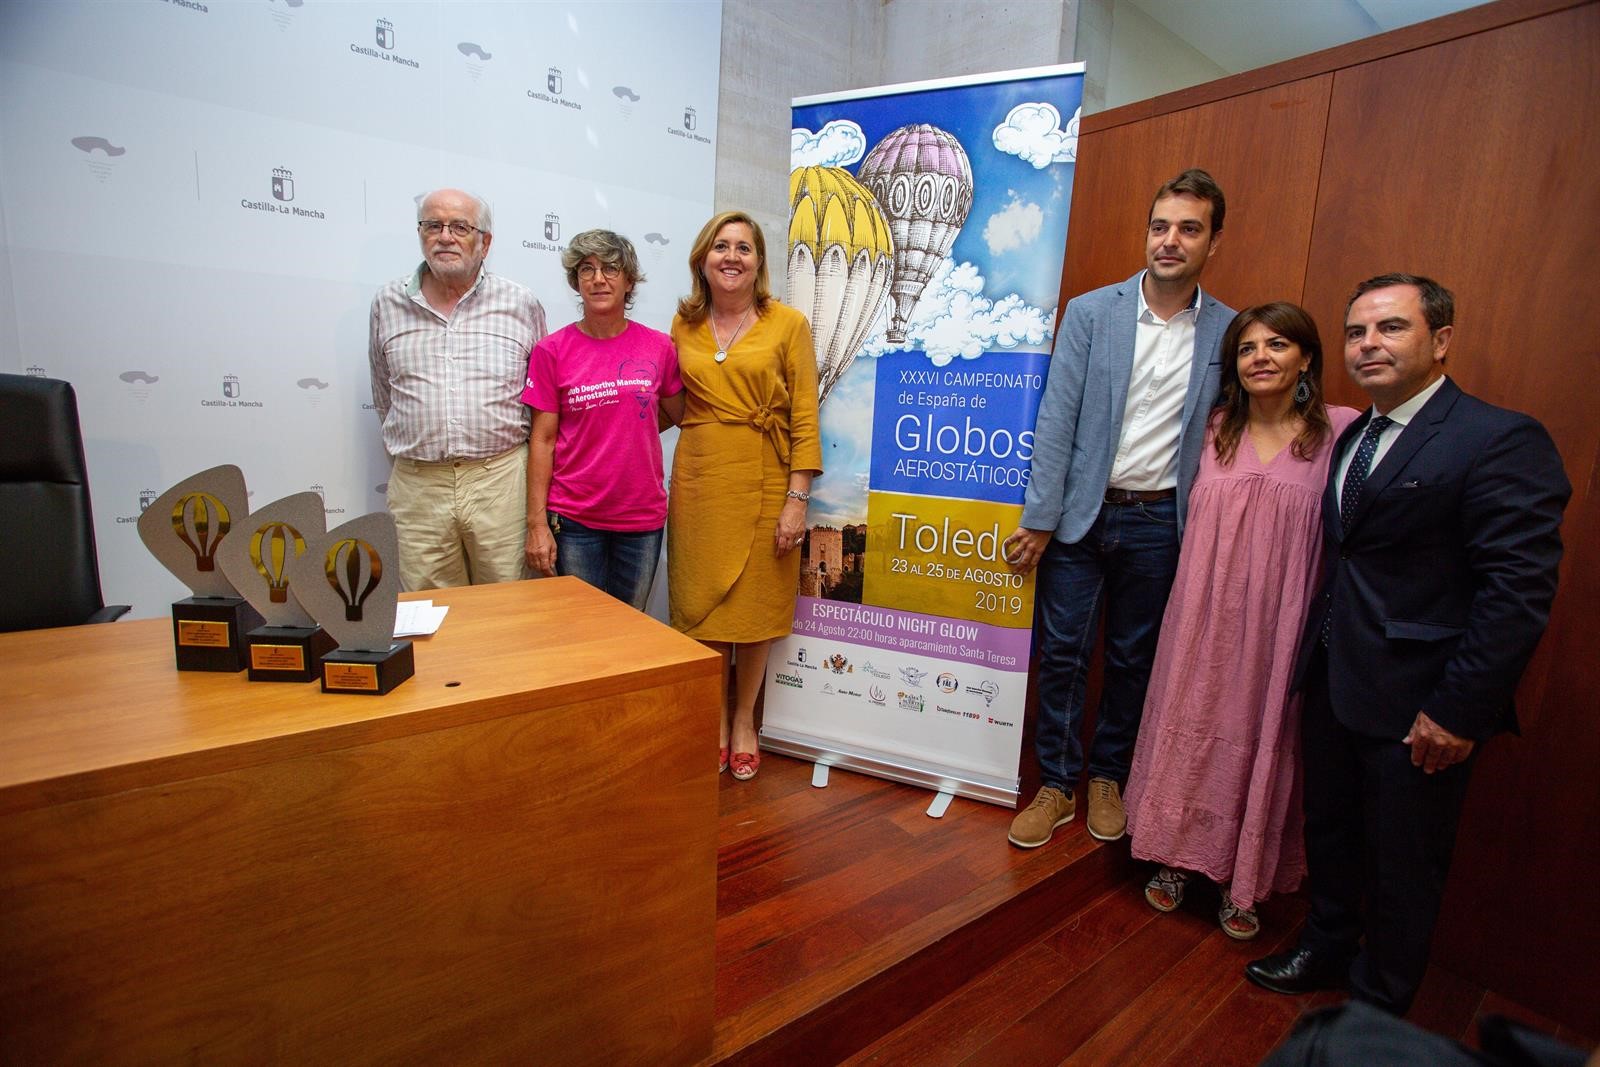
left=0, top=0, right=721, bottom=618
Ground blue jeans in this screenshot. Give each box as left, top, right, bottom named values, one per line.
left=1032, top=498, right=1180, bottom=792
left=549, top=512, right=663, bottom=611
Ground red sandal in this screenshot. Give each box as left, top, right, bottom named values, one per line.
left=719, top=747, right=729, bottom=774
left=730, top=751, right=760, bottom=781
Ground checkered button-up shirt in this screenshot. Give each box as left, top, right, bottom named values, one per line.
left=369, top=264, right=547, bottom=461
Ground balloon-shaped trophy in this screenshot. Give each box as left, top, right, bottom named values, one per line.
left=284, top=512, right=413, bottom=695
left=137, top=464, right=263, bottom=671
left=216, top=492, right=335, bottom=682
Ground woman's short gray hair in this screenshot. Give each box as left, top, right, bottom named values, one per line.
left=561, top=229, right=645, bottom=309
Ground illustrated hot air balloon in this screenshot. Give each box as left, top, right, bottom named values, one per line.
left=787, top=165, right=895, bottom=406
left=251, top=521, right=306, bottom=603
left=619, top=355, right=656, bottom=418
left=856, top=124, right=974, bottom=343
left=325, top=538, right=383, bottom=621
left=171, top=491, right=231, bottom=572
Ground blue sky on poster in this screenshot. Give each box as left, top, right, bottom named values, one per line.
left=809, top=357, right=876, bottom=527
left=791, top=72, right=1082, bottom=365
left=793, top=71, right=1082, bottom=526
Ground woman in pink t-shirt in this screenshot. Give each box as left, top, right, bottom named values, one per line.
left=521, top=230, right=684, bottom=609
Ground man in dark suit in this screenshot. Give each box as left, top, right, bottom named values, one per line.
left=1245, top=274, right=1570, bottom=1014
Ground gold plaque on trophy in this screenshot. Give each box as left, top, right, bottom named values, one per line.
left=177, top=620, right=231, bottom=647
left=324, top=662, right=381, bottom=692
left=250, top=644, right=307, bottom=672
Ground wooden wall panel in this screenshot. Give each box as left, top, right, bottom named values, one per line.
left=1056, top=0, right=1599, bottom=1032
left=1303, top=3, right=1600, bottom=1029
left=1060, top=77, right=1331, bottom=310
left=1078, top=0, right=1586, bottom=132
left=1301, top=2, right=1600, bottom=423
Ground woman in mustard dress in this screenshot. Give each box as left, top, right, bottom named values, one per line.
left=668, top=211, right=822, bottom=781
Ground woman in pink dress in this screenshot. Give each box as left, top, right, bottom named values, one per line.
left=1124, top=302, right=1359, bottom=939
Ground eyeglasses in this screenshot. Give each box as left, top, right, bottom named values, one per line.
left=577, top=263, right=623, bottom=280
left=418, top=219, right=483, bottom=238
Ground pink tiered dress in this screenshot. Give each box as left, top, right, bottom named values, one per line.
left=1125, top=407, right=1359, bottom=909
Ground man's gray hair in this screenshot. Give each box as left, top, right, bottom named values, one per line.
left=417, top=188, right=493, bottom=234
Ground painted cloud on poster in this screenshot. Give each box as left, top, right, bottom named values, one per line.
left=992, top=102, right=1079, bottom=169
left=860, top=260, right=1052, bottom=366
left=984, top=195, right=1044, bottom=256
left=791, top=120, right=868, bottom=168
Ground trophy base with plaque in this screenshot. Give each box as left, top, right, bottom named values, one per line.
left=319, top=640, right=415, bottom=695
left=246, top=625, right=337, bottom=683
left=171, top=596, right=265, bottom=672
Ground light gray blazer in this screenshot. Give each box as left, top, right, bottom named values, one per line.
left=1020, top=271, right=1236, bottom=543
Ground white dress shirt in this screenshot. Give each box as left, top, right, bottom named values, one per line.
left=1335, top=374, right=1448, bottom=511
left=1108, top=273, right=1202, bottom=491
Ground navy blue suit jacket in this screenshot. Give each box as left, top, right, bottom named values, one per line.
left=1296, top=377, right=1570, bottom=741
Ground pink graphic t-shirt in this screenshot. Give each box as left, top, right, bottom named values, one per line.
left=521, top=321, right=682, bottom=531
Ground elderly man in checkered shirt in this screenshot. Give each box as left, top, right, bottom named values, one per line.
left=369, top=188, right=547, bottom=591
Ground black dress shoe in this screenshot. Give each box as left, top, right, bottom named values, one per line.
left=1245, top=946, right=1348, bottom=995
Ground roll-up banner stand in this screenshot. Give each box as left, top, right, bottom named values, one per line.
left=771, top=64, right=1085, bottom=807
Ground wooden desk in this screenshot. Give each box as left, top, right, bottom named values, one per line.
left=0, top=579, right=721, bottom=1065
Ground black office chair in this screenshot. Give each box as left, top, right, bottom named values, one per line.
left=0, top=373, right=130, bottom=631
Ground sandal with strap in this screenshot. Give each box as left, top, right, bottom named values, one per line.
left=1218, top=893, right=1261, bottom=941
left=730, top=751, right=760, bottom=781
left=720, top=747, right=729, bottom=774
left=1144, top=867, right=1188, bottom=912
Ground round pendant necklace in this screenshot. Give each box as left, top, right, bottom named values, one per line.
left=710, top=305, right=752, bottom=364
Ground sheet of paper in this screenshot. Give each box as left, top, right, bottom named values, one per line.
left=394, top=600, right=448, bottom=637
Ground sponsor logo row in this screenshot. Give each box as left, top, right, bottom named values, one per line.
left=890, top=689, right=1013, bottom=727
left=780, top=647, right=1009, bottom=723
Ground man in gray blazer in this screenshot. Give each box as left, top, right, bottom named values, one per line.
left=1003, top=169, right=1236, bottom=846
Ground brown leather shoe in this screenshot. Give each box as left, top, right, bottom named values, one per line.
left=1086, top=777, right=1126, bottom=842
left=1007, top=786, right=1075, bottom=848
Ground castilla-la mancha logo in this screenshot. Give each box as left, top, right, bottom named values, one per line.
left=352, top=16, right=419, bottom=67
left=244, top=166, right=325, bottom=220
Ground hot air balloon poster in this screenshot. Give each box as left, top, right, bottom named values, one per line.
left=768, top=64, right=1084, bottom=807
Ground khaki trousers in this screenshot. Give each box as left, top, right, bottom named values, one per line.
left=386, top=443, right=529, bottom=592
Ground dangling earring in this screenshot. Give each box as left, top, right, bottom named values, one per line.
left=1293, top=370, right=1311, bottom=405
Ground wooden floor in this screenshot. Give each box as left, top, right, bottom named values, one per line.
left=713, top=752, right=1596, bottom=1066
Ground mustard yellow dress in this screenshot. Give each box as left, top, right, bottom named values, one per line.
left=668, top=302, right=823, bottom=641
